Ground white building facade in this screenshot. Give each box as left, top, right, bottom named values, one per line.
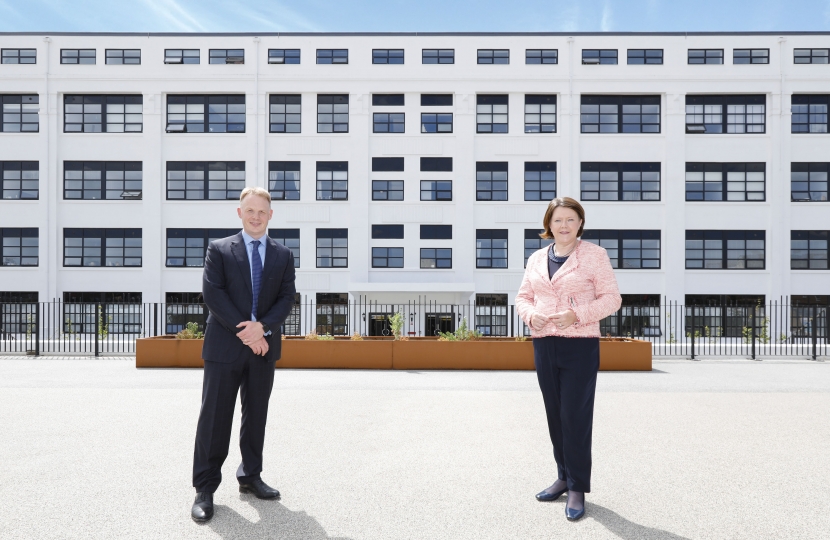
left=1, top=32, right=828, bottom=336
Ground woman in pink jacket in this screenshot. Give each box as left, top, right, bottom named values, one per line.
left=516, top=197, right=621, bottom=522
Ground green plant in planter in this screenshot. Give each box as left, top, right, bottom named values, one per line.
left=438, top=317, right=482, bottom=341
left=317, top=333, right=335, bottom=341
left=389, top=312, right=404, bottom=340
left=176, top=321, right=204, bottom=339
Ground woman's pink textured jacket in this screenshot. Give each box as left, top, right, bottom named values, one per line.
left=516, top=240, right=622, bottom=339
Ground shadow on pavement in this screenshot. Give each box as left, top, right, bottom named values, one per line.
left=589, top=503, right=691, bottom=540
left=206, top=497, right=352, bottom=540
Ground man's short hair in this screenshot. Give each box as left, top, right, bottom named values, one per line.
left=239, top=186, right=272, bottom=205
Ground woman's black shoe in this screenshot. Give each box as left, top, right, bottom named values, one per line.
left=535, top=485, right=568, bottom=502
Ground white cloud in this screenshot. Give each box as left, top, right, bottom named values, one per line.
left=601, top=0, right=613, bottom=32
left=236, top=3, right=323, bottom=32
left=140, top=0, right=208, bottom=32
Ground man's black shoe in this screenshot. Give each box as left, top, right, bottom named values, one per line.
left=191, top=492, right=214, bottom=523
left=239, top=478, right=281, bottom=500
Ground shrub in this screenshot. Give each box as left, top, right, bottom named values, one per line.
left=176, top=321, right=204, bottom=339
left=438, top=317, right=482, bottom=341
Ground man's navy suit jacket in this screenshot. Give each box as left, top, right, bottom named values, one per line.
left=201, top=232, right=297, bottom=363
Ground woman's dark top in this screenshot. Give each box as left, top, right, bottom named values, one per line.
left=548, top=244, right=569, bottom=279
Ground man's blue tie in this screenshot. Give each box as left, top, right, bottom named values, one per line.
left=251, top=240, right=262, bottom=320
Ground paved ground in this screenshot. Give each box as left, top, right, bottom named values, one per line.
left=1, top=357, right=828, bottom=540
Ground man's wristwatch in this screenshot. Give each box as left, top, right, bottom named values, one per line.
left=260, top=322, right=271, bottom=335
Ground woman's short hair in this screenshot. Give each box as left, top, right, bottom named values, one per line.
left=540, top=197, right=585, bottom=239
left=239, top=186, right=272, bottom=205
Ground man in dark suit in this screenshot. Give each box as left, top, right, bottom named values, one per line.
left=191, top=187, right=296, bottom=523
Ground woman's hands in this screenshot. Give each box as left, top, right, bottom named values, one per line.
left=532, top=310, right=577, bottom=330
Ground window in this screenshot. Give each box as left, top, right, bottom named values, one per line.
left=166, top=95, right=245, bottom=133
left=478, top=49, right=509, bottom=64
left=420, top=181, right=452, bottom=201
left=165, top=292, right=206, bottom=334
left=791, top=95, right=829, bottom=133
left=372, top=224, right=404, bottom=239
left=372, top=181, right=404, bottom=201
left=269, top=229, right=300, bottom=268
left=283, top=293, right=302, bottom=336
left=422, top=49, right=454, bottom=64
left=420, top=248, right=452, bottom=269
left=580, top=162, right=660, bottom=201
left=316, top=293, right=349, bottom=336
left=526, top=49, right=557, bottom=64
left=1, top=228, right=38, bottom=266
left=524, top=229, right=553, bottom=267
left=477, top=95, right=508, bottom=133
left=269, top=94, right=301, bottom=133
left=524, top=95, right=556, bottom=133
left=0, top=292, right=38, bottom=336
left=420, top=157, right=452, bottom=172
left=372, top=158, right=404, bottom=201
left=685, top=162, right=765, bottom=202
left=684, top=294, right=767, bottom=340
left=582, top=49, right=617, bottom=64
left=62, top=292, right=142, bottom=334
left=1, top=162, right=38, bottom=200
left=524, top=162, right=556, bottom=201
left=733, top=49, right=769, bottom=64
left=372, top=248, right=404, bottom=268
left=791, top=231, right=828, bottom=269
left=582, top=230, right=660, bottom=269
left=794, top=49, right=829, bottom=64
left=105, top=49, right=140, bottom=65
left=61, top=49, right=95, bottom=64
left=685, top=230, right=765, bottom=269
left=268, top=49, right=300, bottom=64
left=317, top=49, right=348, bottom=64
left=165, top=228, right=237, bottom=267
left=421, top=112, right=453, bottom=133
left=373, top=49, right=404, bottom=64
left=421, top=94, right=453, bottom=106
left=269, top=161, right=300, bottom=200
left=475, top=294, right=508, bottom=336
left=373, top=113, right=405, bottom=133
left=685, top=95, right=765, bottom=134
left=209, top=49, right=244, bottom=64
left=317, top=94, right=348, bottom=133
left=792, top=163, right=829, bottom=202
left=373, top=94, right=405, bottom=106
left=1, top=49, right=36, bottom=64
left=688, top=49, right=723, bottom=64
left=64, top=161, right=142, bottom=200
left=64, top=228, right=142, bottom=267
left=164, top=49, right=199, bottom=64
left=64, top=95, right=143, bottom=133
left=476, top=162, right=508, bottom=201
left=600, top=294, right=662, bottom=338
left=1, top=95, right=38, bottom=132
left=476, top=230, right=508, bottom=268
left=627, top=49, right=663, bottom=64
left=420, top=225, right=452, bottom=239
left=316, top=229, right=348, bottom=268
left=316, top=161, right=348, bottom=200
left=166, top=161, right=245, bottom=200
left=580, top=95, right=660, bottom=133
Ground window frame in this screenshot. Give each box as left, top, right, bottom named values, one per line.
left=627, top=49, right=663, bottom=64
left=524, top=94, right=556, bottom=133
left=60, top=49, right=96, bottom=64
left=582, top=230, right=661, bottom=269
left=685, top=95, right=766, bottom=134
left=582, top=49, right=618, bottom=64
left=685, top=230, right=766, bottom=270
left=1, top=49, right=36, bottom=64
left=476, top=95, right=508, bottom=133
left=525, top=49, right=557, bottom=64
left=0, top=161, right=39, bottom=200
left=0, top=94, right=39, bottom=133
left=476, top=229, right=508, bottom=269
left=166, top=94, right=245, bottom=134
left=477, top=49, right=509, bottom=64
left=269, top=228, right=300, bottom=268
left=685, top=162, right=765, bottom=202
left=422, top=49, right=454, bottom=64
left=209, top=49, right=244, bottom=64
left=371, top=247, right=404, bottom=268
left=269, top=94, right=301, bottom=133
left=268, top=49, right=300, bottom=64
left=421, top=112, right=453, bottom=133
left=420, top=225, right=452, bottom=240
left=475, top=294, right=509, bottom=336
left=316, top=49, right=348, bottom=64
left=317, top=94, right=349, bottom=133
left=476, top=162, right=508, bottom=201
left=420, top=181, right=453, bottom=201
left=373, top=112, right=405, bottom=133
left=372, top=49, right=404, bottom=64
left=580, top=162, right=661, bottom=202
left=316, top=161, right=348, bottom=201
left=63, top=228, right=142, bottom=268
left=688, top=49, right=724, bottom=64
left=372, top=180, right=404, bottom=201
left=269, top=161, right=301, bottom=201
left=791, top=94, right=829, bottom=133
left=733, top=49, right=769, bottom=64
left=524, top=229, right=553, bottom=267
left=316, top=228, right=348, bottom=268
left=165, top=228, right=238, bottom=267
left=105, top=49, right=141, bottom=65
left=164, top=49, right=200, bottom=64
left=420, top=248, right=452, bottom=269
left=63, top=94, right=143, bottom=134
left=791, top=162, right=829, bottom=202
left=791, top=230, right=829, bottom=270
left=166, top=161, right=245, bottom=201
left=580, top=95, right=661, bottom=134
left=524, top=162, right=556, bottom=201
left=63, top=161, right=143, bottom=201
left=0, top=228, right=38, bottom=267
left=794, top=49, right=829, bottom=64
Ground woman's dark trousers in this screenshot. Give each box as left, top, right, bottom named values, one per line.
left=533, top=336, right=600, bottom=493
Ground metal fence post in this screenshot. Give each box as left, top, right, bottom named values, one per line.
left=35, top=302, right=40, bottom=356
left=510, top=305, right=514, bottom=337
left=812, top=304, right=818, bottom=361
left=690, top=304, right=696, bottom=360
left=94, top=303, right=100, bottom=358
left=750, top=306, right=756, bottom=360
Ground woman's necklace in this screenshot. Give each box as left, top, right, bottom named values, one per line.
left=553, top=240, right=578, bottom=259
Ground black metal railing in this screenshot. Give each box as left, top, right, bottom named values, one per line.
left=0, top=299, right=826, bottom=358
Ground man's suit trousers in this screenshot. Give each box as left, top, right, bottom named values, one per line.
left=533, top=335, right=600, bottom=493
left=192, top=352, right=276, bottom=493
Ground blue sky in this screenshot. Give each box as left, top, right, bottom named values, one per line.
left=0, top=0, right=828, bottom=33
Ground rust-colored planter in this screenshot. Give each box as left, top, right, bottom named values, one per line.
left=136, top=336, right=204, bottom=368
left=392, top=340, right=534, bottom=370
left=278, top=340, right=393, bottom=369
left=599, top=338, right=652, bottom=371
